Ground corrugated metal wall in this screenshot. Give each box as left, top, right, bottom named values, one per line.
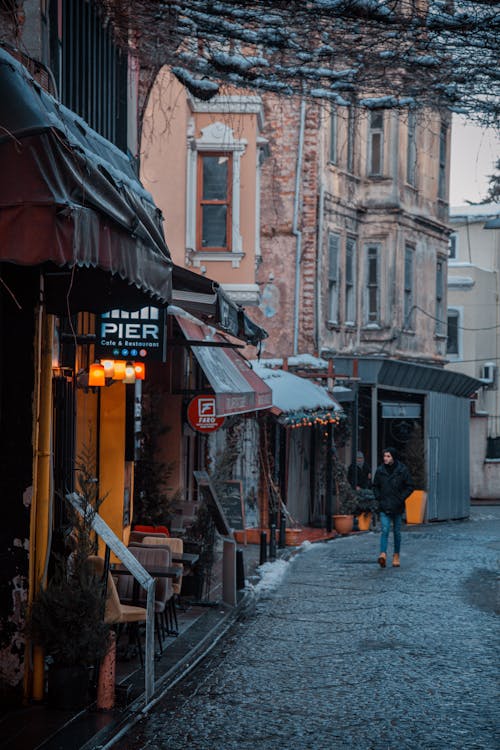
left=427, top=392, right=470, bottom=520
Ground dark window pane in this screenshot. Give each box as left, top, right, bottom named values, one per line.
left=328, top=234, right=339, bottom=281
left=202, top=156, right=228, bottom=200
left=447, top=312, right=458, bottom=354
left=371, top=111, right=383, bottom=129
left=202, top=205, right=227, bottom=247
left=368, top=287, right=378, bottom=319
left=371, top=133, right=381, bottom=174
left=368, top=253, right=377, bottom=284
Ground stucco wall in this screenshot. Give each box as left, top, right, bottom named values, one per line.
left=141, top=68, right=261, bottom=288
left=470, top=416, right=500, bottom=500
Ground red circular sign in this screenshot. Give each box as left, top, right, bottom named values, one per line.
left=187, top=395, right=225, bottom=433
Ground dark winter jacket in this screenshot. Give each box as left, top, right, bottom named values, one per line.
left=348, top=462, right=372, bottom=489
left=373, top=460, right=414, bottom=516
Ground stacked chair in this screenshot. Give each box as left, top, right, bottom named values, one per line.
left=116, top=543, right=176, bottom=652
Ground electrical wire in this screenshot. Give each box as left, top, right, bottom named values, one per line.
left=412, top=304, right=500, bottom=331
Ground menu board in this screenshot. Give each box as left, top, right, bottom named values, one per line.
left=214, top=480, right=245, bottom=532
left=193, top=471, right=232, bottom=537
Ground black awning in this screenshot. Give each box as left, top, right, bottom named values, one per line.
left=333, top=356, right=482, bottom=399
left=377, top=359, right=482, bottom=398
left=0, top=47, right=172, bottom=313
left=172, top=265, right=268, bottom=346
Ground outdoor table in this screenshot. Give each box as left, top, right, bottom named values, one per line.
left=176, top=552, right=199, bottom=567
left=112, top=566, right=181, bottom=580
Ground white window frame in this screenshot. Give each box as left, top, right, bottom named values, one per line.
left=446, top=307, right=463, bottom=360
left=448, top=232, right=458, bottom=261
left=368, top=110, right=384, bottom=176
left=327, top=232, right=340, bottom=324
left=345, top=237, right=357, bottom=324
left=403, top=244, right=415, bottom=329
left=364, top=243, right=381, bottom=325
left=186, top=120, right=246, bottom=267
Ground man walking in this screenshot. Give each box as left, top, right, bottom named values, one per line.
left=373, top=447, right=414, bottom=568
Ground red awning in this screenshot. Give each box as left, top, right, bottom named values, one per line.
left=172, top=309, right=272, bottom=417
left=0, top=48, right=172, bottom=313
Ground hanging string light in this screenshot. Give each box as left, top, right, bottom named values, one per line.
left=278, top=409, right=344, bottom=429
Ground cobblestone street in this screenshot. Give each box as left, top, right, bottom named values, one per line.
left=110, top=508, right=499, bottom=750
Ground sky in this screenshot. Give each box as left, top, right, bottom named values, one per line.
left=450, top=116, right=499, bottom=207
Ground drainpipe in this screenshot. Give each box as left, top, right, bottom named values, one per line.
left=293, top=97, right=307, bottom=356
left=316, top=180, right=325, bottom=354
left=25, top=280, right=54, bottom=702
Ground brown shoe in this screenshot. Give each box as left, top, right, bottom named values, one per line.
left=378, top=552, right=386, bottom=568
left=392, top=553, right=400, bottom=567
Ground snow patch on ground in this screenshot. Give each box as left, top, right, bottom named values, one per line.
left=252, top=559, right=290, bottom=593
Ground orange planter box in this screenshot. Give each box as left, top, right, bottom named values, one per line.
left=405, top=490, right=427, bottom=524
left=233, top=528, right=303, bottom=546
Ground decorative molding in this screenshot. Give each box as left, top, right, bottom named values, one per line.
left=188, top=94, right=264, bottom=126
left=186, top=121, right=245, bottom=256
left=221, top=283, right=260, bottom=306
left=189, top=251, right=245, bottom=269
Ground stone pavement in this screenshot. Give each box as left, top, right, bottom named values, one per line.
left=2, top=509, right=498, bottom=749
left=108, top=507, right=500, bottom=750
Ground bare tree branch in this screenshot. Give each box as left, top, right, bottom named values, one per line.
left=103, top=1, right=500, bottom=126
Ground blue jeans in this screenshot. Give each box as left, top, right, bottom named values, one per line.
left=380, top=511, right=402, bottom=555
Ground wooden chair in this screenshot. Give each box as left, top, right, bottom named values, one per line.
left=129, top=530, right=169, bottom=544
left=117, top=544, right=176, bottom=649
left=142, top=535, right=184, bottom=599
left=86, top=555, right=147, bottom=665
left=132, top=524, right=171, bottom=537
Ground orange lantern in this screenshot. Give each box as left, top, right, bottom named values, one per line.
left=88, top=362, right=105, bottom=387
left=113, top=360, right=126, bottom=380
left=123, top=362, right=136, bottom=384
left=133, top=362, right=146, bottom=380
left=102, top=359, right=115, bottom=378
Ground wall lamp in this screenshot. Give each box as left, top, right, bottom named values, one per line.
left=86, top=359, right=147, bottom=388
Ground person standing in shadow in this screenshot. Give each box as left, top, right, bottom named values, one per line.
left=348, top=450, right=372, bottom=491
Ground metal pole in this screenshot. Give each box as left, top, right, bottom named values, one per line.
left=269, top=523, right=277, bottom=560
left=325, top=422, right=333, bottom=532
left=352, top=385, right=359, bottom=487
left=278, top=512, right=286, bottom=548
left=371, top=386, right=378, bottom=480
left=145, top=580, right=155, bottom=704
left=236, top=549, right=245, bottom=590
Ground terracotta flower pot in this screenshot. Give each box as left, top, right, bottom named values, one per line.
left=333, top=514, right=354, bottom=535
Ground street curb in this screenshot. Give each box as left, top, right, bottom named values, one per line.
left=80, top=591, right=254, bottom=750
left=38, top=550, right=292, bottom=750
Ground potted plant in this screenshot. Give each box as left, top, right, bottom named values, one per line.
left=403, top=424, right=427, bottom=524
left=26, top=453, right=112, bottom=710
left=353, top=488, right=377, bottom=531
left=332, top=457, right=359, bottom=534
